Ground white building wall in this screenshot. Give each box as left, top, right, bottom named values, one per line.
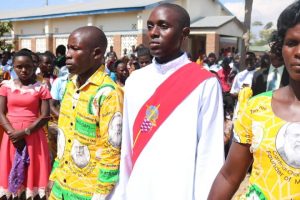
left=217, top=21, right=243, bottom=37
left=20, top=39, right=31, bottom=50
left=51, top=16, right=87, bottom=34
left=15, top=20, right=45, bottom=35
left=36, top=38, right=46, bottom=52
left=94, top=12, right=138, bottom=32
left=55, top=37, right=68, bottom=49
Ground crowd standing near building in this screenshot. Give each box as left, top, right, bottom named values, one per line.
left=0, top=1, right=299, bottom=200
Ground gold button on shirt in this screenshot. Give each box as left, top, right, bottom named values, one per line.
left=49, top=66, right=123, bottom=200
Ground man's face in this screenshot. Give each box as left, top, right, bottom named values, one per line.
left=147, top=6, right=186, bottom=63
left=245, top=54, right=256, bottom=69
left=116, top=63, right=129, bottom=81
left=66, top=32, right=94, bottom=75
left=207, top=56, right=216, bottom=65
left=270, top=52, right=283, bottom=68
left=106, top=55, right=116, bottom=70
left=138, top=55, right=152, bottom=68
left=39, top=56, right=54, bottom=75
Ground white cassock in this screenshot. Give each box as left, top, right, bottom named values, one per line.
left=112, top=53, right=224, bottom=200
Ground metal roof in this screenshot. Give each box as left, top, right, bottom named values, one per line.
left=191, top=16, right=235, bottom=28
left=0, top=0, right=170, bottom=21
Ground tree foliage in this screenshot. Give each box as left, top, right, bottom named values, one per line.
left=252, top=21, right=275, bottom=46
left=252, top=21, right=263, bottom=26
left=264, top=22, right=273, bottom=30
left=0, top=21, right=13, bottom=51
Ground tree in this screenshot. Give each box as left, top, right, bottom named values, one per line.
left=252, top=21, right=263, bottom=26
left=251, top=21, right=275, bottom=46
left=264, top=22, right=273, bottom=30
left=240, top=0, right=253, bottom=69
left=0, top=21, right=13, bottom=51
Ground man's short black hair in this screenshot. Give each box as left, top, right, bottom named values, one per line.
left=158, top=3, right=190, bottom=28
left=56, top=44, right=66, bottom=55
left=137, top=47, right=151, bottom=58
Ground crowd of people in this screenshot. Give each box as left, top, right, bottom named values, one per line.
left=0, top=1, right=299, bottom=200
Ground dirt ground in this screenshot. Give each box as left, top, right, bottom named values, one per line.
left=232, top=173, right=250, bottom=199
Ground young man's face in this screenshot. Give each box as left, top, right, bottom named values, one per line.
left=147, top=6, right=187, bottom=63
left=66, top=32, right=94, bottom=75
left=138, top=55, right=151, bottom=68
left=39, top=55, right=54, bottom=74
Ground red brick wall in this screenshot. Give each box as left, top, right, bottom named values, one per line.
left=113, top=35, right=121, bottom=58
left=137, top=32, right=149, bottom=47
left=31, top=38, right=36, bottom=52
left=46, top=35, right=53, bottom=53
left=206, top=33, right=220, bottom=55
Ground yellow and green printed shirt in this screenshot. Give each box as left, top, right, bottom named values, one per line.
left=49, top=66, right=123, bottom=200
left=234, top=91, right=300, bottom=200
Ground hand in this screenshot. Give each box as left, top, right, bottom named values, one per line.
left=7, top=130, right=26, bottom=144
left=46, top=180, right=54, bottom=198
left=12, top=139, right=26, bottom=151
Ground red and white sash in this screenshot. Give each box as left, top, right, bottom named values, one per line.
left=132, top=62, right=214, bottom=166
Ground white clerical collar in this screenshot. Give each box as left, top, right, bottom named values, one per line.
left=153, top=53, right=190, bottom=74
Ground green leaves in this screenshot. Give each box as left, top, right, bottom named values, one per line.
left=0, top=21, right=13, bottom=51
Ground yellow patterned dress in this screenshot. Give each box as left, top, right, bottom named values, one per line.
left=234, top=91, right=300, bottom=200
left=49, top=66, right=123, bottom=200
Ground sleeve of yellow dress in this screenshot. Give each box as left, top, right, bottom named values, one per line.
left=49, top=159, right=59, bottom=181
left=96, top=87, right=123, bottom=196
left=233, top=88, right=254, bottom=144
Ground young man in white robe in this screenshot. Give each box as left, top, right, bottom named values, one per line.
left=113, top=3, right=224, bottom=200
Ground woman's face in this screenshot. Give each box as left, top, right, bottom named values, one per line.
left=116, top=63, right=129, bottom=80
left=282, top=23, right=300, bottom=81
left=13, top=56, right=34, bottom=81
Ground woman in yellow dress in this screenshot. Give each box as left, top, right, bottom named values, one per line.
left=208, top=1, right=300, bottom=199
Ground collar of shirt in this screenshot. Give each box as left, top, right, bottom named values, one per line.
left=71, top=65, right=106, bottom=90
left=267, top=64, right=284, bottom=90
left=60, top=73, right=69, bottom=81
left=152, top=53, right=190, bottom=74
left=268, top=64, right=284, bottom=75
